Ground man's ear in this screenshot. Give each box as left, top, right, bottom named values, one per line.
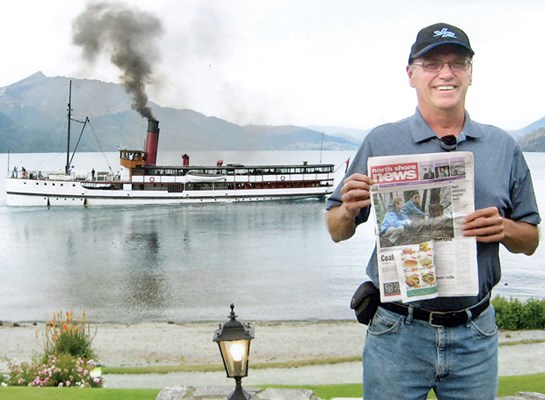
left=407, top=65, right=416, bottom=88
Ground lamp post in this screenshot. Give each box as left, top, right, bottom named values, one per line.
left=213, top=304, right=255, bottom=400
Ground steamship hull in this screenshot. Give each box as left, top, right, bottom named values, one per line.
left=5, top=185, right=332, bottom=206
left=5, top=163, right=335, bottom=207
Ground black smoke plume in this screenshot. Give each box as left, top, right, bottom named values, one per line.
left=72, top=1, right=163, bottom=119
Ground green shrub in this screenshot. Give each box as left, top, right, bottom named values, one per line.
left=493, top=296, right=545, bottom=330
left=521, top=298, right=545, bottom=329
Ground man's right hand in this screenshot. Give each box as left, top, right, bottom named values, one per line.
left=340, top=173, right=374, bottom=218
left=327, top=173, right=373, bottom=242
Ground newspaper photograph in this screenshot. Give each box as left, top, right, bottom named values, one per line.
left=368, top=152, right=478, bottom=303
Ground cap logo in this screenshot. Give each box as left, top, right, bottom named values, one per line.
left=433, top=28, right=457, bottom=39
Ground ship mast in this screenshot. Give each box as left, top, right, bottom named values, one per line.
left=65, top=80, right=72, bottom=175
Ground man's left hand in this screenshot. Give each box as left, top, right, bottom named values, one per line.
left=462, top=207, right=539, bottom=255
left=462, top=207, right=504, bottom=243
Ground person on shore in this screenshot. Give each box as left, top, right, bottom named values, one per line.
left=326, top=22, right=541, bottom=400
left=380, top=197, right=409, bottom=245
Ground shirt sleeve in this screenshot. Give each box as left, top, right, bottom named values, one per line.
left=326, top=136, right=374, bottom=226
left=509, top=147, right=541, bottom=225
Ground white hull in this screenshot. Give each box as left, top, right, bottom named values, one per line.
left=5, top=177, right=332, bottom=206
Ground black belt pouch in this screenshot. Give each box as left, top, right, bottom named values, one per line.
left=350, top=281, right=380, bottom=325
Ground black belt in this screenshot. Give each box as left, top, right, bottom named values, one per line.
left=379, top=297, right=490, bottom=327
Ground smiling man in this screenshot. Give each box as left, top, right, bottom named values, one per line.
left=326, top=23, right=541, bottom=400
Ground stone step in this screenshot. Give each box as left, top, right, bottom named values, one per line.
left=156, top=386, right=321, bottom=399
left=156, top=388, right=545, bottom=400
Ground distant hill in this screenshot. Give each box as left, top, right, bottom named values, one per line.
left=510, top=116, right=545, bottom=140
left=0, top=72, right=360, bottom=154
left=307, top=125, right=370, bottom=142
left=518, top=127, right=545, bottom=152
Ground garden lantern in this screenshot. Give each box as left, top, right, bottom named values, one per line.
left=213, top=303, right=255, bottom=400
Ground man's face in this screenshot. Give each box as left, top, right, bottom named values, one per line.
left=407, top=45, right=473, bottom=114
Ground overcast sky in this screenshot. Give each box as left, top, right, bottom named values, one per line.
left=3, top=0, right=544, bottom=131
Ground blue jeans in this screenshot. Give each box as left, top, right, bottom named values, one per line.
left=363, top=304, right=498, bottom=400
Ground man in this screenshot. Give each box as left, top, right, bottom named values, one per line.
left=326, top=23, right=540, bottom=400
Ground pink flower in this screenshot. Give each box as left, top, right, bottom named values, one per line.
left=65, top=380, right=71, bottom=387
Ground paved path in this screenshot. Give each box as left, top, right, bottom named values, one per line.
left=105, top=339, right=545, bottom=389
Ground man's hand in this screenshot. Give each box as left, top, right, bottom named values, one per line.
left=327, top=174, right=373, bottom=242
left=462, top=207, right=539, bottom=255
left=340, top=173, right=374, bottom=218
left=462, top=207, right=504, bottom=243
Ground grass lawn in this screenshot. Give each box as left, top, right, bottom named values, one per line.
left=307, top=374, right=545, bottom=399
left=1, top=374, right=543, bottom=400
left=0, top=387, right=160, bottom=400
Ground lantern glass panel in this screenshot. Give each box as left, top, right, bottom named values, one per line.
left=219, top=339, right=250, bottom=378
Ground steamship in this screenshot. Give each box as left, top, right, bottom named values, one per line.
left=5, top=87, right=335, bottom=207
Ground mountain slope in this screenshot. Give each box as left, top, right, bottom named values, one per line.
left=518, top=127, right=545, bottom=152
left=0, top=72, right=360, bottom=153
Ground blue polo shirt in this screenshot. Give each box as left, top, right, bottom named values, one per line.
left=327, top=109, right=541, bottom=311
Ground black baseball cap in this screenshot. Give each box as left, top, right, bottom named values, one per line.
left=408, top=23, right=474, bottom=64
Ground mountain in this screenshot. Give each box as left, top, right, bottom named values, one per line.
left=511, top=116, right=545, bottom=151
left=518, top=127, right=545, bottom=152
left=510, top=116, right=545, bottom=140
left=307, top=125, right=370, bottom=142
left=0, top=72, right=360, bottom=154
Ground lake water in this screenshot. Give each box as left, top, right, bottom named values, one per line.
left=0, top=150, right=544, bottom=323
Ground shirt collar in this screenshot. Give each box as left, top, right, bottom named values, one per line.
left=410, top=108, right=483, bottom=143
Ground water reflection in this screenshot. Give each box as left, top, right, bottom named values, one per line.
left=124, top=230, right=166, bottom=313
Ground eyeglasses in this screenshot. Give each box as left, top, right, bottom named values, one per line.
left=412, top=59, right=472, bottom=73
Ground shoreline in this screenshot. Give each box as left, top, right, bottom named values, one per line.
left=0, top=320, right=365, bottom=367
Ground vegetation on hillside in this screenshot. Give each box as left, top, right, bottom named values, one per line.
left=518, top=127, right=545, bottom=152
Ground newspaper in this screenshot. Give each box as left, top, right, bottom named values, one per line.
left=368, top=152, right=478, bottom=303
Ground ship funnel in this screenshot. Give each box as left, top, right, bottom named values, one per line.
left=144, top=119, right=160, bottom=166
